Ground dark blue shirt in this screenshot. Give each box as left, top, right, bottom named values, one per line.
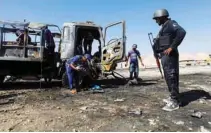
left=128, top=50, right=141, bottom=64
left=66, top=55, right=84, bottom=66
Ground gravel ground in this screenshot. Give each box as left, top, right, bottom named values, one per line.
left=0, top=66, right=211, bottom=132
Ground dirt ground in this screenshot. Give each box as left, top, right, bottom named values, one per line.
left=0, top=66, right=211, bottom=132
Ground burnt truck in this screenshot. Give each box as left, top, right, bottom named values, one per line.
left=0, top=20, right=126, bottom=87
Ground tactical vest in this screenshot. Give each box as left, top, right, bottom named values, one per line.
left=155, top=20, right=173, bottom=53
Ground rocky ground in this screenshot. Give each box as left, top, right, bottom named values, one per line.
left=0, top=66, right=211, bottom=132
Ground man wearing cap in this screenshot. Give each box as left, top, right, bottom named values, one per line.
left=65, top=54, right=92, bottom=94
left=152, top=9, right=186, bottom=111
left=126, top=44, right=144, bottom=81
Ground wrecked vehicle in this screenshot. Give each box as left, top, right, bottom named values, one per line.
left=0, top=20, right=126, bottom=87
left=59, top=21, right=126, bottom=87
left=0, top=20, right=61, bottom=83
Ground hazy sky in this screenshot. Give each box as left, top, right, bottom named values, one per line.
left=1, top=0, right=211, bottom=55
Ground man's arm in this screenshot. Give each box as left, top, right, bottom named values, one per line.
left=137, top=51, right=144, bottom=66
left=69, top=56, right=80, bottom=71
left=170, top=21, right=187, bottom=50
left=125, top=52, right=130, bottom=66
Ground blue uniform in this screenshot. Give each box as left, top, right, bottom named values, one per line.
left=128, top=50, right=141, bottom=80
left=66, top=55, right=84, bottom=89
left=158, top=19, right=186, bottom=103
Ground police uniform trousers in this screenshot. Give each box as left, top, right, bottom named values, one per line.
left=129, top=62, right=139, bottom=80
left=65, top=64, right=79, bottom=90
left=161, top=52, right=179, bottom=102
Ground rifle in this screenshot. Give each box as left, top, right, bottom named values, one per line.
left=148, top=32, right=163, bottom=79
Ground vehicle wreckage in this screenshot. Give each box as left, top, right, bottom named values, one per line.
left=0, top=20, right=126, bottom=87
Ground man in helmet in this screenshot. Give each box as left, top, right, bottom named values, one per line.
left=125, top=44, right=144, bottom=81
left=65, top=54, right=92, bottom=94
left=152, top=9, right=186, bottom=111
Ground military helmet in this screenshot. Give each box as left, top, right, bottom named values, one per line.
left=153, top=9, right=169, bottom=19
left=132, top=44, right=137, bottom=48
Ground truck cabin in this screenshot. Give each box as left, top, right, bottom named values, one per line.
left=0, top=21, right=61, bottom=60
left=62, top=21, right=103, bottom=63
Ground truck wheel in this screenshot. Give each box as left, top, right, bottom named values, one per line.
left=61, top=72, right=69, bottom=88
left=0, top=76, right=5, bottom=84
left=61, top=72, right=84, bottom=88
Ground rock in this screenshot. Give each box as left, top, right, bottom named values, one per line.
left=114, top=98, right=125, bottom=102
left=173, top=120, right=184, bottom=125
left=79, top=106, right=88, bottom=111
left=208, top=122, right=211, bottom=125
left=148, top=119, right=159, bottom=126
left=8, top=127, right=13, bottom=131
left=188, top=127, right=193, bottom=131
left=57, top=107, right=61, bottom=109
left=128, top=108, right=142, bottom=115
left=199, top=126, right=210, bottom=132
left=191, top=111, right=203, bottom=118
left=132, top=126, right=136, bottom=129
left=72, top=129, right=78, bottom=132
left=199, top=99, right=207, bottom=104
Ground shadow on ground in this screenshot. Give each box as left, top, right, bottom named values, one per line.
left=93, top=78, right=159, bottom=88
left=180, top=89, right=211, bottom=107
left=0, top=81, right=61, bottom=90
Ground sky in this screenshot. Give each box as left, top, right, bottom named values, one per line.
left=1, top=0, right=211, bottom=56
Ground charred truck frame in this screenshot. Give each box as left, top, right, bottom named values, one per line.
left=0, top=20, right=126, bottom=87
left=0, top=21, right=61, bottom=83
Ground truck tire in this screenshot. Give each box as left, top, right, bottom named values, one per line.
left=61, top=72, right=84, bottom=88
left=61, top=72, right=69, bottom=88
left=0, top=76, right=5, bottom=84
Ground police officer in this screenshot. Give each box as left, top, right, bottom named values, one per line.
left=65, top=54, right=92, bottom=94
left=152, top=9, right=186, bottom=111
left=125, top=44, right=144, bottom=81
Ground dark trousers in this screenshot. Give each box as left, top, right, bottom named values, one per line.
left=161, top=53, right=180, bottom=103
left=129, top=63, right=139, bottom=80
left=83, top=40, right=93, bottom=54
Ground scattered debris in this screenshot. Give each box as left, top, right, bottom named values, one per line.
left=191, top=111, right=203, bottom=118
left=114, top=98, right=125, bottom=102
left=148, top=119, right=159, bottom=126
left=199, top=126, right=210, bottom=132
left=79, top=106, right=88, bottom=111
left=199, top=99, right=207, bottom=104
left=128, top=108, right=142, bottom=116
left=173, top=120, right=185, bottom=125
left=72, top=129, right=78, bottom=132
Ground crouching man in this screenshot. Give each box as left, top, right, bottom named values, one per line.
left=65, top=54, right=92, bottom=94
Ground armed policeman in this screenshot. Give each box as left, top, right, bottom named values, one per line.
left=152, top=9, right=186, bottom=111
left=65, top=54, right=92, bottom=94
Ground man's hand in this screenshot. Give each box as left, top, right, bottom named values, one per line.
left=164, top=48, right=173, bottom=55
left=141, top=62, right=145, bottom=67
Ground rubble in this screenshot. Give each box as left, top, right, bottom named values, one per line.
left=173, top=120, right=185, bottom=125
left=191, top=112, right=202, bottom=118
left=114, top=98, right=125, bottom=102
left=199, top=126, right=210, bottom=132
left=0, top=67, right=211, bottom=131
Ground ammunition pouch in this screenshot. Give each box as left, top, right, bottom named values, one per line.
left=155, top=35, right=173, bottom=53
